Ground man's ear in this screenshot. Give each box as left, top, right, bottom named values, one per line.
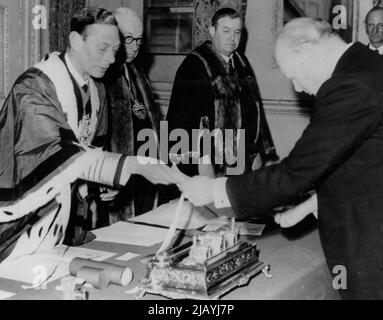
left=69, top=31, right=83, bottom=51
left=208, top=26, right=216, bottom=39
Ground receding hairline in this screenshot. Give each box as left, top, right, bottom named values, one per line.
left=366, top=7, right=383, bottom=22
left=276, top=18, right=336, bottom=52
left=114, top=7, right=142, bottom=27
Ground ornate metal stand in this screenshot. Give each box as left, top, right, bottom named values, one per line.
left=139, top=240, right=272, bottom=300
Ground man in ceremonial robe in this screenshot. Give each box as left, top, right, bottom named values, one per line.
left=0, top=7, right=181, bottom=265
left=166, top=8, right=277, bottom=180
left=104, top=8, right=162, bottom=218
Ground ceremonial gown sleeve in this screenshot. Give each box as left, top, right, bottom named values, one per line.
left=0, top=68, right=83, bottom=206
left=0, top=70, right=130, bottom=259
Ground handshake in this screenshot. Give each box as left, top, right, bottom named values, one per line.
left=136, top=156, right=318, bottom=230
left=127, top=156, right=190, bottom=186
left=134, top=156, right=219, bottom=206
left=131, top=156, right=215, bottom=205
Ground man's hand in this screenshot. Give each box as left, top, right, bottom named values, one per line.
left=122, top=156, right=189, bottom=186
left=179, top=176, right=215, bottom=206
left=274, top=193, right=318, bottom=228
left=100, top=187, right=119, bottom=202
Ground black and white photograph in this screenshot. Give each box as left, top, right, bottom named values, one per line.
left=0, top=0, right=382, bottom=306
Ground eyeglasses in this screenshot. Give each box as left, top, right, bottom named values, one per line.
left=124, top=36, right=144, bottom=46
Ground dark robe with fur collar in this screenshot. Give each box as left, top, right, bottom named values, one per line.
left=105, top=62, right=160, bottom=156
left=167, top=41, right=277, bottom=177
left=104, top=61, right=161, bottom=216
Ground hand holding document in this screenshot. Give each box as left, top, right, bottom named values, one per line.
left=274, top=193, right=318, bottom=228
left=178, top=176, right=216, bottom=207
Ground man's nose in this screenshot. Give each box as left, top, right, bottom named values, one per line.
left=230, top=31, right=236, bottom=42
left=372, top=25, right=379, bottom=34
left=132, top=41, right=139, bottom=50
left=106, top=49, right=115, bottom=65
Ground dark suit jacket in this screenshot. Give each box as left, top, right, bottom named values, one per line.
left=226, top=42, right=383, bottom=299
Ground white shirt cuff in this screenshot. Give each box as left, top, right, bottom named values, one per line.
left=213, top=177, right=231, bottom=208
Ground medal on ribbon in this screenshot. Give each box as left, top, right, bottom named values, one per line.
left=132, top=100, right=147, bottom=120
left=79, top=114, right=92, bottom=146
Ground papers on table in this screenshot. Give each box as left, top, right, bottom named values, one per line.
left=35, top=246, right=117, bottom=263
left=129, top=199, right=220, bottom=230
left=92, top=221, right=169, bottom=247
left=0, top=290, right=16, bottom=300
left=203, top=220, right=266, bottom=236
left=0, top=246, right=115, bottom=286
left=115, top=252, right=140, bottom=262
left=236, top=222, right=265, bottom=236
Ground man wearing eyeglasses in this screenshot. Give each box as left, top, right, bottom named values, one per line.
left=365, top=6, right=383, bottom=55
left=104, top=8, right=162, bottom=219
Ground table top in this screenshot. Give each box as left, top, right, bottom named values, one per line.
left=1, top=222, right=340, bottom=300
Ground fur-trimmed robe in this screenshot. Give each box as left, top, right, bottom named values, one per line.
left=104, top=62, right=161, bottom=216
left=105, top=62, right=160, bottom=156
left=0, top=53, right=125, bottom=263
left=167, top=41, right=277, bottom=177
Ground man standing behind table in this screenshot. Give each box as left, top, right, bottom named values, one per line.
left=104, top=8, right=161, bottom=218
left=365, top=6, right=383, bottom=55
left=0, top=7, right=182, bottom=265
left=181, top=18, right=383, bottom=299
left=166, top=7, right=277, bottom=180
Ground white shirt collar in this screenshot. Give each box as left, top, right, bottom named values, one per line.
left=220, top=53, right=233, bottom=63
left=65, top=52, right=89, bottom=87
left=368, top=43, right=383, bottom=55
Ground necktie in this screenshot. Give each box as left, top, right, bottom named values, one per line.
left=82, top=84, right=92, bottom=116
left=228, top=57, right=235, bottom=76
left=124, top=66, right=131, bottom=89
